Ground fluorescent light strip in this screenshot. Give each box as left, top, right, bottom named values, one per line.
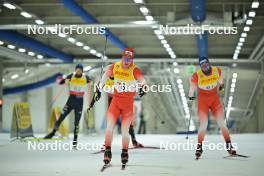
left=177, top=79, right=182, bottom=84
left=83, top=46, right=90, bottom=50
left=139, top=6, right=149, bottom=15
left=251, top=1, right=259, bottom=8
left=18, top=48, right=26, bottom=53
left=90, top=49, right=96, bottom=55
left=58, top=33, right=67, bottom=38
left=161, top=40, right=167, bottom=44
left=20, top=11, right=32, bottom=18
left=145, top=15, right=154, bottom=21
left=35, top=19, right=44, bottom=25
left=135, top=2, right=176, bottom=59
left=227, top=73, right=238, bottom=118
left=7, top=44, right=15, bottom=49
left=234, top=9, right=256, bottom=59
left=238, top=42, right=243, bottom=46
left=37, top=54, right=44, bottom=59
left=233, top=55, right=238, bottom=60
left=67, top=37, right=76, bottom=43
left=3, top=3, right=16, bottom=9
left=177, top=82, right=190, bottom=119
left=174, top=68, right=180, bottom=74
left=232, top=78, right=237, bottom=83
left=157, top=35, right=164, bottom=40
left=76, top=42, right=84, bottom=47
left=239, top=38, right=245, bottom=42
left=84, top=65, right=92, bottom=71
left=241, top=33, right=247, bottom=38
left=11, top=74, right=19, bottom=79
left=134, top=0, right=144, bottom=4
left=248, top=11, right=256, bottom=17
left=246, top=19, right=253, bottom=25
left=232, top=73, right=238, bottom=78
left=28, top=51, right=35, bottom=56
left=173, top=62, right=178, bottom=66
left=243, top=26, right=250, bottom=32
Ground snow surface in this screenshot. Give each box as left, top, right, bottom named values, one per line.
left=0, top=133, right=263, bottom=176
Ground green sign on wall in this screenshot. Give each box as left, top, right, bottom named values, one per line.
left=186, top=65, right=196, bottom=75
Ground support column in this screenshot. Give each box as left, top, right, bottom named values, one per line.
left=0, top=60, right=3, bottom=132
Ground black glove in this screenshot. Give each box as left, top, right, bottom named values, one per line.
left=94, top=88, right=101, bottom=101
left=187, top=97, right=195, bottom=108
left=219, top=84, right=225, bottom=92
left=189, top=97, right=195, bottom=101
left=88, top=88, right=101, bottom=110
left=139, top=87, right=147, bottom=97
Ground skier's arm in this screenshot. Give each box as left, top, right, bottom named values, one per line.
left=217, top=67, right=225, bottom=91
left=187, top=73, right=197, bottom=108
left=134, top=68, right=147, bottom=85
left=134, top=68, right=147, bottom=97
left=188, top=72, right=198, bottom=98
left=100, top=64, right=114, bottom=87
left=58, top=74, right=73, bottom=85
left=85, top=75, right=92, bottom=84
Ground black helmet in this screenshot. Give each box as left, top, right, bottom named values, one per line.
left=199, top=56, right=209, bottom=66
left=75, top=64, right=83, bottom=71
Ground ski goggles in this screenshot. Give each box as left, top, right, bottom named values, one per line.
left=200, top=62, right=211, bottom=71
left=123, top=56, right=133, bottom=62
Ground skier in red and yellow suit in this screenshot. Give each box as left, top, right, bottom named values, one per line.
left=188, top=57, right=236, bottom=159
left=95, top=48, right=146, bottom=165
left=105, top=76, right=144, bottom=147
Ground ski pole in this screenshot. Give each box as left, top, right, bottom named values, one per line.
left=186, top=102, right=193, bottom=140
left=88, top=34, right=108, bottom=109
left=185, top=113, right=192, bottom=139
left=148, top=100, right=165, bottom=125
left=49, top=84, right=66, bottom=109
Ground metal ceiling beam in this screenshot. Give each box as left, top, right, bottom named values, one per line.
left=2, top=58, right=260, bottom=66
left=19, top=2, right=253, bottom=7
left=0, top=46, right=35, bottom=62
left=249, top=35, right=264, bottom=60
left=255, top=47, right=264, bottom=61
left=62, top=0, right=128, bottom=50
left=0, top=30, right=74, bottom=63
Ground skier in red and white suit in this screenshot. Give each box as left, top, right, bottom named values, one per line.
left=95, top=48, right=146, bottom=165
left=188, top=57, right=236, bottom=159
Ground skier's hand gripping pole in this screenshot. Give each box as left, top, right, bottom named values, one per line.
left=138, top=85, right=147, bottom=98
left=88, top=87, right=101, bottom=110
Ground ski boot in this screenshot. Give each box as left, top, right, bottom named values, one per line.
left=226, top=141, right=236, bottom=155
left=44, top=129, right=56, bottom=139
left=132, top=139, right=144, bottom=148
left=104, top=147, right=112, bottom=165
left=121, top=149, right=128, bottom=169
left=72, top=134, right=78, bottom=150
left=72, top=140, right=78, bottom=149
left=121, top=149, right=129, bottom=164
left=195, top=143, right=203, bottom=160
